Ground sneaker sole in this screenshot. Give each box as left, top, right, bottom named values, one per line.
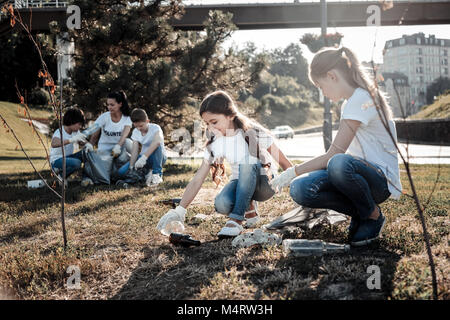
left=350, top=217, right=386, bottom=247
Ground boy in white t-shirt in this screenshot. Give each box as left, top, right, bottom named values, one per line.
left=50, top=107, right=87, bottom=181
left=117, top=108, right=167, bottom=186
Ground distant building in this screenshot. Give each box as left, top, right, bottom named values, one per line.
left=381, top=33, right=450, bottom=116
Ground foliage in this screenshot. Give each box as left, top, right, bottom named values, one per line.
left=300, top=32, right=343, bottom=53
left=66, top=0, right=265, bottom=133
left=426, top=77, right=450, bottom=105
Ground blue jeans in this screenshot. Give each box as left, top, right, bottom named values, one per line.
left=289, top=154, right=391, bottom=220
left=118, top=145, right=167, bottom=177
left=214, top=162, right=275, bottom=221
left=51, top=151, right=83, bottom=178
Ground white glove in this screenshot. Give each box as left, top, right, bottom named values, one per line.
left=134, top=155, right=148, bottom=169
left=68, top=132, right=87, bottom=144
left=112, top=144, right=121, bottom=157
left=270, top=166, right=297, bottom=192
left=156, top=205, right=186, bottom=235
left=84, top=142, right=94, bottom=152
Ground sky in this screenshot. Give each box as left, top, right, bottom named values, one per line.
left=182, top=0, right=450, bottom=64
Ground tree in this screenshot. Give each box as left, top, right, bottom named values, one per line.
left=66, top=0, right=264, bottom=132
left=426, top=76, right=450, bottom=104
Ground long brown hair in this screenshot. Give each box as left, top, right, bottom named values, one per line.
left=309, top=46, right=393, bottom=121
left=199, top=90, right=270, bottom=186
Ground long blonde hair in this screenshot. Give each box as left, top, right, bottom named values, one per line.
left=309, top=46, right=393, bottom=121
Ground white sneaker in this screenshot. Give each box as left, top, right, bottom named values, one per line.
left=145, top=170, right=153, bottom=186
left=151, top=174, right=163, bottom=185
left=81, top=177, right=93, bottom=187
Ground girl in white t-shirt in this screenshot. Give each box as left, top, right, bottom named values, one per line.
left=157, top=91, right=293, bottom=238
left=83, top=91, right=133, bottom=185
left=50, top=107, right=87, bottom=180
left=271, top=47, right=402, bottom=247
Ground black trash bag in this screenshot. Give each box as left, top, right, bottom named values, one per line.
left=82, top=149, right=111, bottom=185
left=114, top=168, right=147, bottom=186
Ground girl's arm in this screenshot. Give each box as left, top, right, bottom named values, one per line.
left=293, top=119, right=361, bottom=176
left=89, top=128, right=101, bottom=146
left=142, top=131, right=163, bottom=158
left=129, top=141, right=140, bottom=167
left=51, top=137, right=70, bottom=148
left=267, top=143, right=293, bottom=170
left=179, top=159, right=211, bottom=209
left=118, top=126, right=132, bottom=146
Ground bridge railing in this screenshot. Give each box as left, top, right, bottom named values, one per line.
left=1, top=0, right=68, bottom=22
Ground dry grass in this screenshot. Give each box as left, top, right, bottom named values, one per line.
left=0, top=159, right=448, bottom=300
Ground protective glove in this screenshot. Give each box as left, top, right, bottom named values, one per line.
left=134, top=155, right=148, bottom=169
left=156, top=205, right=186, bottom=235
left=112, top=144, right=122, bottom=157
left=84, top=142, right=94, bottom=152
left=68, top=132, right=87, bottom=144
left=270, top=166, right=297, bottom=192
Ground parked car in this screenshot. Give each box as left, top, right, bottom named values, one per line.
left=271, top=125, right=295, bottom=139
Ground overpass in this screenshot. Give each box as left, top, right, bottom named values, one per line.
left=1, top=0, right=450, bottom=34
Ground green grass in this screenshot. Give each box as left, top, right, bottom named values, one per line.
left=0, top=101, right=53, bottom=174
left=0, top=159, right=448, bottom=300
left=409, top=94, right=450, bottom=120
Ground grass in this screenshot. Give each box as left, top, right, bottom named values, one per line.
left=409, top=94, right=450, bottom=120
left=0, top=101, right=53, bottom=174
left=0, top=157, right=448, bottom=300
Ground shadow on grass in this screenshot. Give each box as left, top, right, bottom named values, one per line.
left=111, top=223, right=401, bottom=300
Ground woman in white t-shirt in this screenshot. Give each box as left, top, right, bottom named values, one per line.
left=50, top=107, right=87, bottom=181
left=157, top=91, right=293, bottom=238
left=83, top=90, right=133, bottom=185
left=271, top=47, right=402, bottom=247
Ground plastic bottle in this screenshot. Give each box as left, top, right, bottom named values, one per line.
left=169, top=233, right=201, bottom=247
left=82, top=123, right=100, bottom=138
left=282, top=239, right=350, bottom=257
left=160, top=220, right=185, bottom=236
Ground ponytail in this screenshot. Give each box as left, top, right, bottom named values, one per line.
left=310, top=46, right=393, bottom=120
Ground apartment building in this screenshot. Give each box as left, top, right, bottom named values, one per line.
left=380, top=33, right=450, bottom=117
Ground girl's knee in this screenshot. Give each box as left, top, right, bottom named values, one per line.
left=214, top=195, right=233, bottom=214
left=327, top=154, right=351, bottom=182
left=289, top=178, right=314, bottom=207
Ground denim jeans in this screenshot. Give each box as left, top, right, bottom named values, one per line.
left=51, top=151, right=83, bottom=178
left=117, top=145, right=167, bottom=177
left=289, top=154, right=391, bottom=220
left=214, top=162, right=275, bottom=221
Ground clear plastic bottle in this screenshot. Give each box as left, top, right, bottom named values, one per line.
left=81, top=123, right=100, bottom=138
left=160, top=220, right=185, bottom=236
left=282, top=239, right=350, bottom=257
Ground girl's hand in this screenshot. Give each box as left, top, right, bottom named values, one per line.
left=112, top=144, right=121, bottom=157
left=134, top=155, right=148, bottom=169
left=270, top=166, right=297, bottom=192
left=68, top=133, right=87, bottom=144
left=84, top=142, right=94, bottom=152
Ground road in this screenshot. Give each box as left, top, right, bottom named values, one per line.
left=275, top=131, right=450, bottom=165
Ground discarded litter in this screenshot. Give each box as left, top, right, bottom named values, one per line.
left=27, top=179, right=45, bottom=189
left=160, top=198, right=182, bottom=209
left=161, top=220, right=185, bottom=236
left=264, top=206, right=348, bottom=231
left=282, top=239, right=350, bottom=257
left=231, top=229, right=282, bottom=248
left=169, top=233, right=201, bottom=247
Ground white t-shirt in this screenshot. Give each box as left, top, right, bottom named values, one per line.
left=203, top=129, right=275, bottom=180
left=340, top=88, right=402, bottom=199
left=49, top=127, right=79, bottom=164
left=94, top=112, right=132, bottom=152
left=130, top=123, right=164, bottom=155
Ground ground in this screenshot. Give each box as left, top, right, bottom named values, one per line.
left=0, top=159, right=448, bottom=300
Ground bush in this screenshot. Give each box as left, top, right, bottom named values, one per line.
left=29, top=87, right=50, bottom=106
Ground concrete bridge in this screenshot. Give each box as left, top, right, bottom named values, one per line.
left=1, top=0, right=450, bottom=34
